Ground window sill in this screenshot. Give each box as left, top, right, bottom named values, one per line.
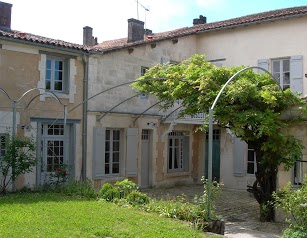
left=45, top=91, right=69, bottom=99
left=166, top=171, right=189, bottom=178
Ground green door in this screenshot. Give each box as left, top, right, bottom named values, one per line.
left=205, top=129, right=221, bottom=181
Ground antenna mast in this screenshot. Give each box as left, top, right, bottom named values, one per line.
left=135, top=0, right=150, bottom=28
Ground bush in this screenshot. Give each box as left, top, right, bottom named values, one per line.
left=114, top=179, right=138, bottom=198
left=126, top=191, right=149, bottom=205
left=273, top=176, right=307, bottom=237
left=63, top=180, right=97, bottom=198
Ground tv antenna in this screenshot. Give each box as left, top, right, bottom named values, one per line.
left=135, top=0, right=150, bottom=29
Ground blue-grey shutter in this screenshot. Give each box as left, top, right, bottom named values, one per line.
left=290, top=55, right=303, bottom=95
left=126, top=128, right=138, bottom=176
left=183, top=135, right=190, bottom=172
left=93, top=127, right=105, bottom=179
left=257, top=59, right=269, bottom=73
left=233, top=137, right=245, bottom=177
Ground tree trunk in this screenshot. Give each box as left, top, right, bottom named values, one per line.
left=253, top=150, right=277, bottom=222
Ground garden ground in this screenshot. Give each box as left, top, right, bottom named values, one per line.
left=143, top=185, right=288, bottom=238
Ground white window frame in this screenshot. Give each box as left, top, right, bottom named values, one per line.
left=140, top=66, right=149, bottom=99
left=247, top=144, right=257, bottom=175
left=168, top=131, right=185, bottom=172
left=105, top=129, right=121, bottom=175
left=38, top=53, right=77, bottom=103
left=272, top=58, right=290, bottom=91
left=293, top=160, right=305, bottom=186
left=45, top=56, right=66, bottom=93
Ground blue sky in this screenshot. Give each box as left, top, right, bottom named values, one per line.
left=6, top=0, right=307, bottom=44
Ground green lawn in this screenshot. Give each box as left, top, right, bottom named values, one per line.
left=0, top=193, right=207, bottom=238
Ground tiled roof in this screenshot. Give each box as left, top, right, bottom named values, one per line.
left=94, top=5, right=307, bottom=52
left=0, top=29, right=90, bottom=52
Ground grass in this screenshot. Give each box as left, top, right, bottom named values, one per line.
left=0, top=192, right=208, bottom=238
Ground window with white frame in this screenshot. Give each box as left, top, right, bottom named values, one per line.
left=293, top=160, right=304, bottom=186
left=272, top=58, right=290, bottom=91
left=0, top=134, right=8, bottom=159
left=38, top=53, right=77, bottom=103
left=247, top=144, right=257, bottom=175
left=168, top=131, right=189, bottom=172
left=46, top=56, right=68, bottom=93
left=105, top=129, right=121, bottom=175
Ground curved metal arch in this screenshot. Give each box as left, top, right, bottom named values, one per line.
left=24, top=91, right=65, bottom=110
left=161, top=105, right=183, bottom=122
left=68, top=77, right=188, bottom=114
left=133, top=100, right=162, bottom=124
left=0, top=87, right=13, bottom=102
left=97, top=93, right=142, bottom=121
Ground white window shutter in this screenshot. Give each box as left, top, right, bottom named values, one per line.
left=257, top=59, right=269, bottom=73
left=126, top=128, right=138, bottom=176
left=93, top=127, right=105, bottom=179
left=233, top=137, right=245, bottom=177
left=290, top=55, right=303, bottom=95
left=182, top=136, right=190, bottom=171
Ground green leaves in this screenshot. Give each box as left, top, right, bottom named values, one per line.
left=133, top=54, right=307, bottom=176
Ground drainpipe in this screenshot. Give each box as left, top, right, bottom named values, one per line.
left=81, top=54, right=89, bottom=181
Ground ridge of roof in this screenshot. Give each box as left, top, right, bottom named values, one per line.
left=94, top=5, right=307, bottom=52
left=0, top=29, right=90, bottom=52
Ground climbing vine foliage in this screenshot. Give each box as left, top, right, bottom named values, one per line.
left=133, top=54, right=307, bottom=221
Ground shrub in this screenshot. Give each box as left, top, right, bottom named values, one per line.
left=114, top=179, right=138, bottom=198
left=63, top=180, right=97, bottom=198
left=126, top=191, right=149, bottom=205
left=273, top=176, right=307, bottom=237
left=0, top=136, right=36, bottom=195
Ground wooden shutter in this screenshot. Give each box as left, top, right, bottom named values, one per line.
left=126, top=128, right=138, bottom=176
left=257, top=59, right=269, bottom=73
left=233, top=137, right=245, bottom=177
left=182, top=135, right=190, bottom=172
left=93, top=127, right=105, bottom=179
left=290, top=55, right=303, bottom=94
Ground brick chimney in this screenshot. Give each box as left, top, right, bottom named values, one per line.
left=0, top=1, right=12, bottom=31
left=83, top=26, right=98, bottom=46
left=193, top=15, right=206, bottom=26
left=128, top=18, right=144, bottom=43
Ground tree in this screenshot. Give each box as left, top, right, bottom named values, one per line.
left=133, top=55, right=306, bottom=221
left=0, top=136, right=36, bottom=194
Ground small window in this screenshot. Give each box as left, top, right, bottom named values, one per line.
left=0, top=134, right=8, bottom=159
left=247, top=144, right=256, bottom=175
left=46, top=56, right=68, bottom=93
left=105, top=129, right=121, bottom=175
left=168, top=131, right=189, bottom=172
left=272, top=58, right=290, bottom=91
left=293, top=160, right=304, bottom=186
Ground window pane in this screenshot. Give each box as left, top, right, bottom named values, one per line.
left=113, top=152, right=119, bottom=162
left=105, top=153, right=109, bottom=163
left=112, top=163, right=119, bottom=173
left=283, top=72, right=290, bottom=85
left=46, top=59, right=52, bottom=69
left=248, top=150, right=254, bottom=161
left=55, top=60, right=63, bottom=70
left=113, top=130, right=120, bottom=140
left=46, top=80, right=51, bottom=90
left=168, top=148, right=172, bottom=169
left=272, top=61, right=280, bottom=72
left=46, top=69, right=51, bottom=80
left=105, top=164, right=109, bottom=174
left=105, top=141, right=110, bottom=152
left=54, top=82, right=62, bottom=91
left=283, top=60, right=290, bottom=72
left=106, top=130, right=110, bottom=140
left=113, top=141, right=119, bottom=151
left=169, top=138, right=172, bottom=146
left=174, top=147, right=179, bottom=169
left=247, top=163, right=254, bottom=174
